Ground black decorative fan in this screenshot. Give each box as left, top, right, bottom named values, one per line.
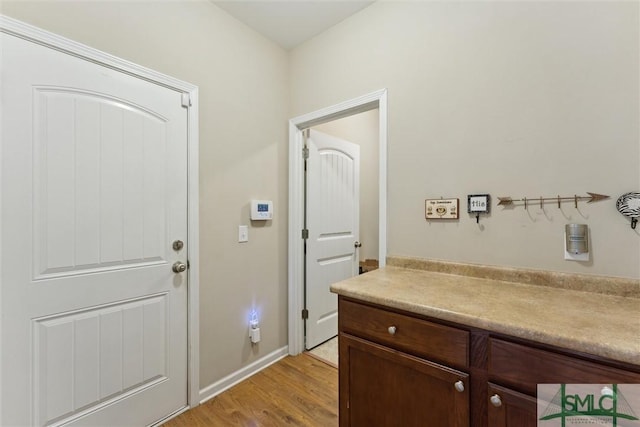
left=616, top=192, right=640, bottom=229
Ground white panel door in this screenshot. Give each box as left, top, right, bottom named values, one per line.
left=1, top=33, right=188, bottom=426
left=305, top=130, right=360, bottom=350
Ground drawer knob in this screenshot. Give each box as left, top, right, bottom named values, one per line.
left=454, top=380, right=464, bottom=393
left=387, top=326, right=397, bottom=335
left=490, top=394, right=502, bottom=407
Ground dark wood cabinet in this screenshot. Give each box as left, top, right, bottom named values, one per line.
left=340, top=334, right=469, bottom=427
left=485, top=338, right=640, bottom=427
left=488, top=338, right=640, bottom=395
left=339, top=298, right=469, bottom=369
left=338, top=296, right=640, bottom=427
left=339, top=298, right=469, bottom=427
left=487, top=383, right=537, bottom=427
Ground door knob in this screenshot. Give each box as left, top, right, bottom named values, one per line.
left=354, top=241, right=362, bottom=248
left=172, top=261, right=187, bottom=273
left=454, top=381, right=465, bottom=393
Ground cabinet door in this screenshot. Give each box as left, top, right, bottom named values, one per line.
left=487, top=383, right=537, bottom=427
left=339, top=334, right=469, bottom=427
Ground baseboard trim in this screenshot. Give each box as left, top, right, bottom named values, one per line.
left=199, top=345, right=289, bottom=404
left=150, top=405, right=190, bottom=426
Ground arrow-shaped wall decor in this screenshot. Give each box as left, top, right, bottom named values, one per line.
left=497, top=192, right=609, bottom=209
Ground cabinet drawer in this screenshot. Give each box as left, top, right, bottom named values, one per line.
left=489, top=338, right=640, bottom=395
left=339, top=298, right=468, bottom=368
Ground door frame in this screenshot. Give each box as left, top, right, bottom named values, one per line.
left=0, top=15, right=201, bottom=410
left=288, top=89, right=388, bottom=355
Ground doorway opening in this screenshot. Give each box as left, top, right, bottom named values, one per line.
left=287, top=89, right=388, bottom=355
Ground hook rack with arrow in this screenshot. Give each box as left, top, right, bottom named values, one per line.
left=497, top=192, right=610, bottom=209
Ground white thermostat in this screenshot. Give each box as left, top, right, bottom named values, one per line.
left=251, top=200, right=273, bottom=220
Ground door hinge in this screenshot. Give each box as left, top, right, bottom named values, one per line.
left=301, top=229, right=309, bottom=239
left=302, top=146, right=309, bottom=160
left=181, top=93, right=191, bottom=108
left=302, top=308, right=309, bottom=319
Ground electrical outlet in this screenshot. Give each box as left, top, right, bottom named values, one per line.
left=249, top=326, right=261, bottom=344
left=564, top=232, right=589, bottom=261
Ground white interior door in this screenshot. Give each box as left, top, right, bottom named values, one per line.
left=305, top=130, right=360, bottom=350
left=1, top=33, right=188, bottom=426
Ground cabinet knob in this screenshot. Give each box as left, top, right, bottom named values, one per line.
left=490, top=394, right=502, bottom=407
left=454, top=380, right=464, bottom=393
left=388, top=326, right=397, bottom=335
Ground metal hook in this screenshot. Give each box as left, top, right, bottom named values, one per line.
left=632, top=218, right=638, bottom=230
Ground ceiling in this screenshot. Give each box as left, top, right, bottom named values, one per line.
left=212, top=1, right=375, bottom=50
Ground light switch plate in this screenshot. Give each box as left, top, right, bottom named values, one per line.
left=238, top=225, right=249, bottom=243
left=425, top=198, right=459, bottom=219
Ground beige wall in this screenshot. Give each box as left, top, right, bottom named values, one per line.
left=291, top=1, right=640, bottom=279
left=313, top=110, right=380, bottom=262
left=1, top=0, right=290, bottom=389
left=2, top=0, right=639, bottom=401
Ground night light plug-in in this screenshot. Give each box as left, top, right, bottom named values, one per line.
left=249, top=310, right=260, bottom=344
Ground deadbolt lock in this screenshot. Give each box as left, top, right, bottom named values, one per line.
left=172, top=240, right=184, bottom=251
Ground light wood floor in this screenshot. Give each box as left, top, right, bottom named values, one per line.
left=163, top=353, right=338, bottom=426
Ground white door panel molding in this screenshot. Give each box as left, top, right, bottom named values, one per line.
left=305, top=130, right=360, bottom=349
left=0, top=15, right=200, bottom=426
